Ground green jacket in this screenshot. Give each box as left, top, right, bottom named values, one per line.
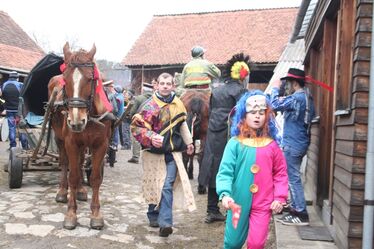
left=180, top=58, right=221, bottom=88
left=127, top=91, right=153, bottom=121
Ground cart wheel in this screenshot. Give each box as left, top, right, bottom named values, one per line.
left=8, top=147, right=23, bottom=189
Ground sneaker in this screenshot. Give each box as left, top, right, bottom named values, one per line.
left=276, top=212, right=291, bottom=222
left=205, top=211, right=226, bottom=224
left=159, top=227, right=173, bottom=237
left=127, top=158, right=139, bottom=164
left=149, top=220, right=159, bottom=228
left=280, top=213, right=309, bottom=226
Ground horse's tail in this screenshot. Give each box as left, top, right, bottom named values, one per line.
left=187, top=97, right=204, bottom=139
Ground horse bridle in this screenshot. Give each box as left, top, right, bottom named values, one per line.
left=62, top=62, right=97, bottom=116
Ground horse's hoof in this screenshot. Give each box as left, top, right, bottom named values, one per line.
left=55, top=194, right=68, bottom=203
left=63, top=216, right=77, bottom=230
left=77, top=192, right=88, bottom=202
left=90, top=217, right=104, bottom=230
left=197, top=185, right=207, bottom=195
left=188, top=173, right=194, bottom=180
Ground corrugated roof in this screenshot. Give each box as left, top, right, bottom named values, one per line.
left=265, top=39, right=305, bottom=93
left=0, top=11, right=44, bottom=72
left=265, top=0, right=319, bottom=93
left=299, top=0, right=319, bottom=38
left=122, top=8, right=298, bottom=66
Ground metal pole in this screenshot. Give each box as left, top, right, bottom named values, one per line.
left=362, top=2, right=374, bottom=248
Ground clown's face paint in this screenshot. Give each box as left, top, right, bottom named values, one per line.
left=245, top=110, right=266, bottom=130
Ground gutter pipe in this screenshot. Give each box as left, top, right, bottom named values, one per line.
left=362, top=3, right=374, bottom=248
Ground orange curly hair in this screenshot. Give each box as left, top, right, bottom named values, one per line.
left=237, top=108, right=272, bottom=140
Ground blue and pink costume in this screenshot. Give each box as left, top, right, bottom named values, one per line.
left=216, top=137, right=288, bottom=249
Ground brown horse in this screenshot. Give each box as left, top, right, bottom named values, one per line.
left=180, top=90, right=210, bottom=194
left=48, top=80, right=88, bottom=204
left=48, top=42, right=113, bottom=230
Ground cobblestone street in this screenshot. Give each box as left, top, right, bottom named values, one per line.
left=0, top=141, right=275, bottom=249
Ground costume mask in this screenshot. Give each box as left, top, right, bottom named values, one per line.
left=245, top=95, right=267, bottom=112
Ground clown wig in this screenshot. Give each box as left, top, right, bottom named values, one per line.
left=230, top=90, right=282, bottom=145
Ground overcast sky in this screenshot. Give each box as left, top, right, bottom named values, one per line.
left=1, top=0, right=302, bottom=62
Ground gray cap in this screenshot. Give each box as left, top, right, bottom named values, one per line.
left=114, top=85, right=123, bottom=93
left=191, top=46, right=205, bottom=58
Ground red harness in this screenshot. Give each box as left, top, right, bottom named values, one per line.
left=59, top=63, right=113, bottom=112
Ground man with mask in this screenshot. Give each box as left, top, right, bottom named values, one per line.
left=270, top=68, right=315, bottom=226
left=199, top=53, right=250, bottom=223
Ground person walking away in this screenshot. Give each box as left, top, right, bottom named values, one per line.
left=199, top=53, right=249, bottom=223
left=270, top=68, right=315, bottom=226
left=127, top=82, right=154, bottom=163
left=131, top=72, right=196, bottom=237
left=216, top=90, right=288, bottom=249
left=0, top=71, right=28, bottom=150
left=179, top=45, right=221, bottom=92
left=113, top=85, right=125, bottom=149
left=121, top=89, right=134, bottom=150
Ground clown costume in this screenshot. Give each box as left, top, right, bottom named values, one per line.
left=216, top=90, right=288, bottom=249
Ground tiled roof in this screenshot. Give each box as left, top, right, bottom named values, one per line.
left=0, top=11, right=44, bottom=72
left=0, top=43, right=45, bottom=72
left=122, top=8, right=298, bottom=66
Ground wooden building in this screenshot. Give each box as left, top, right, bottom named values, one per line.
left=301, top=0, right=373, bottom=248
left=121, top=8, right=298, bottom=93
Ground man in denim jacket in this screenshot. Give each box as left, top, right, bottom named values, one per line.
left=270, top=68, right=315, bottom=226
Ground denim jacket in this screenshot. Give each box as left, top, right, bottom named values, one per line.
left=270, top=87, right=315, bottom=152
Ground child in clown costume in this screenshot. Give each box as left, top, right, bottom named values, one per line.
left=216, top=90, right=288, bottom=249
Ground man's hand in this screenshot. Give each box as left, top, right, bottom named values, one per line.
left=270, top=200, right=284, bottom=214
left=151, top=134, right=164, bottom=148
left=186, top=143, right=194, bottom=155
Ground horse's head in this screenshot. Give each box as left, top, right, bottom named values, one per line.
left=62, top=42, right=97, bottom=132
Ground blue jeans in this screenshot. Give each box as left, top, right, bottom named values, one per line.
left=121, top=121, right=131, bottom=149
left=110, top=127, right=119, bottom=149
left=283, top=145, right=307, bottom=214
left=147, top=160, right=177, bottom=227
left=7, top=112, right=28, bottom=149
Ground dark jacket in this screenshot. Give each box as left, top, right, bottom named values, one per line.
left=198, top=79, right=246, bottom=187
left=1, top=80, right=23, bottom=112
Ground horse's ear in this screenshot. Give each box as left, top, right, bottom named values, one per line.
left=88, top=44, right=96, bottom=60
left=63, top=42, right=72, bottom=61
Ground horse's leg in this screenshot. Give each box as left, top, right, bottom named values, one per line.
left=197, top=137, right=207, bottom=195
left=56, top=139, right=68, bottom=203
left=63, top=143, right=80, bottom=230
left=182, top=151, right=189, bottom=173
left=187, top=154, right=194, bottom=179
left=77, top=149, right=88, bottom=201
left=89, top=144, right=106, bottom=230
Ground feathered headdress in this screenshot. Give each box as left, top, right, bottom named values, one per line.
left=223, top=53, right=251, bottom=81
